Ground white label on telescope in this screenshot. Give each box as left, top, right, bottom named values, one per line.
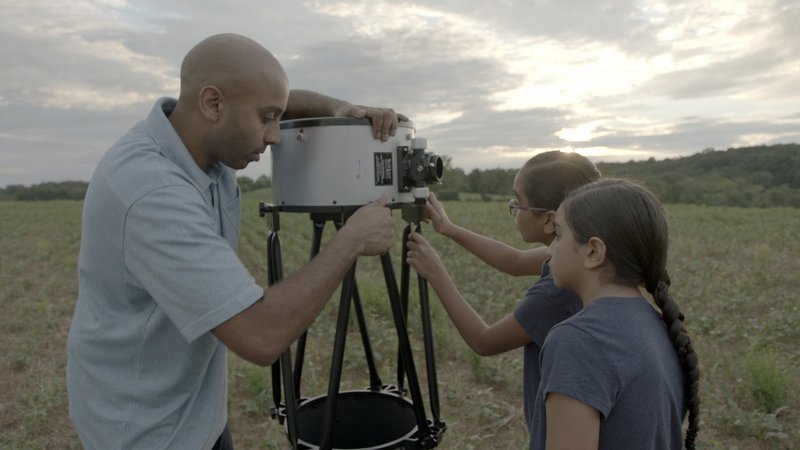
left=374, top=152, right=393, bottom=186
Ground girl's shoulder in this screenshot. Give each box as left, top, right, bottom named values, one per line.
left=550, top=297, right=653, bottom=336
left=520, top=273, right=582, bottom=314
left=547, top=296, right=666, bottom=359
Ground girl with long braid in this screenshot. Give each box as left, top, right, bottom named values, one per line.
left=405, top=150, right=600, bottom=443
left=534, top=178, right=700, bottom=449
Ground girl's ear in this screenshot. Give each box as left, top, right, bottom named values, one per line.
left=583, top=236, right=607, bottom=269
left=543, top=210, right=557, bottom=234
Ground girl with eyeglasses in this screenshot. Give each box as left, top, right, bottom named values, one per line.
left=405, top=151, right=600, bottom=443
left=534, top=178, right=699, bottom=449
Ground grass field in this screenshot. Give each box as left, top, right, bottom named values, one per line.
left=1, top=190, right=799, bottom=449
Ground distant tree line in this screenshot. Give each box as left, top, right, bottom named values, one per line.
left=429, top=156, right=515, bottom=201
left=596, top=144, right=800, bottom=208
left=432, top=144, right=800, bottom=208
left=3, top=144, right=799, bottom=207
left=0, top=175, right=273, bottom=201
left=236, top=174, right=271, bottom=192
left=0, top=181, right=90, bottom=201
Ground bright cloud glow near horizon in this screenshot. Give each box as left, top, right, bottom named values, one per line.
left=1, top=0, right=798, bottom=187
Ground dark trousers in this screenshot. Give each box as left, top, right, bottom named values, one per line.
left=212, top=423, right=233, bottom=450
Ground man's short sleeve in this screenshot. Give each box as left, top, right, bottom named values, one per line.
left=123, top=185, right=263, bottom=342
left=539, top=323, right=619, bottom=418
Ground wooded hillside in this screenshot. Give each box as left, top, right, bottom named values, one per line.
left=597, top=144, right=800, bottom=207
left=433, top=143, right=800, bottom=207
left=3, top=144, right=798, bottom=207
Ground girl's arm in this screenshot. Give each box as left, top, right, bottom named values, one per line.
left=545, top=393, right=600, bottom=450
left=406, top=232, right=532, bottom=355
left=425, top=192, right=547, bottom=276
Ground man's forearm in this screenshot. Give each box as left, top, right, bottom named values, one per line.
left=212, top=231, right=362, bottom=366
left=284, top=89, right=350, bottom=119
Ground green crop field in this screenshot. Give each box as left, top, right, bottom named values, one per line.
left=1, top=190, right=799, bottom=449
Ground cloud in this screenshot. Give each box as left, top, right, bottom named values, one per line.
left=1, top=0, right=800, bottom=186
left=639, top=45, right=798, bottom=100
left=586, top=116, right=800, bottom=155
left=0, top=102, right=150, bottom=185
left=0, top=4, right=178, bottom=111
left=633, top=0, right=799, bottom=100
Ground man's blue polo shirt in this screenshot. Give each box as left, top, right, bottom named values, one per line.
left=67, top=98, right=263, bottom=449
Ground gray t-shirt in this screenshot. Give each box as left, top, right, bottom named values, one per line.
left=67, top=98, right=263, bottom=449
left=530, top=297, right=686, bottom=450
left=513, top=262, right=583, bottom=432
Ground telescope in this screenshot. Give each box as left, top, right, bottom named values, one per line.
left=270, top=117, right=443, bottom=222
left=259, top=117, right=446, bottom=449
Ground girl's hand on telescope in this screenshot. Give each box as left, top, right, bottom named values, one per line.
left=424, top=192, right=454, bottom=236
left=406, top=231, right=447, bottom=283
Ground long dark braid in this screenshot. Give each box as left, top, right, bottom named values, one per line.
left=649, top=273, right=700, bottom=450
left=564, top=178, right=700, bottom=449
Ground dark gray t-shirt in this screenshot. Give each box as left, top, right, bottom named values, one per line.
left=530, top=297, right=686, bottom=450
left=513, top=262, right=583, bottom=432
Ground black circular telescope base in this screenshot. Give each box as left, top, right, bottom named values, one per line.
left=290, top=390, right=419, bottom=449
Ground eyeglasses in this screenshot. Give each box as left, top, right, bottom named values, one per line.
left=508, top=198, right=550, bottom=216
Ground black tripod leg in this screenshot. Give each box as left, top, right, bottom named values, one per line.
left=330, top=222, right=383, bottom=390
left=413, top=223, right=442, bottom=422
left=267, top=231, right=282, bottom=419
left=397, top=224, right=413, bottom=390
left=292, top=333, right=307, bottom=403
left=280, top=349, right=298, bottom=447
left=319, top=262, right=357, bottom=450
left=352, top=280, right=383, bottom=389
left=292, top=220, right=326, bottom=399
left=380, top=253, right=431, bottom=438
left=268, top=230, right=299, bottom=447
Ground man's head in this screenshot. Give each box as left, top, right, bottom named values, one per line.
left=173, top=33, right=290, bottom=170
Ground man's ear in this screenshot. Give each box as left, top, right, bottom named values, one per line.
left=543, top=210, right=557, bottom=234
left=583, top=236, right=607, bottom=269
left=198, top=85, right=224, bottom=122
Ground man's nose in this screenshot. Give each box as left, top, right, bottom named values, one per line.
left=264, top=123, right=281, bottom=145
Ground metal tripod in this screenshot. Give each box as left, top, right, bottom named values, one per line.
left=259, top=203, right=446, bottom=450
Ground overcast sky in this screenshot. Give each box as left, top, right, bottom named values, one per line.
left=1, top=0, right=799, bottom=187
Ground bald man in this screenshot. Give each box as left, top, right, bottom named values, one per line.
left=66, top=34, right=406, bottom=450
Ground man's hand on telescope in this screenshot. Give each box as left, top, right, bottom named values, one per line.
left=284, top=90, right=407, bottom=140
left=334, top=104, right=409, bottom=142
left=338, top=195, right=395, bottom=257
